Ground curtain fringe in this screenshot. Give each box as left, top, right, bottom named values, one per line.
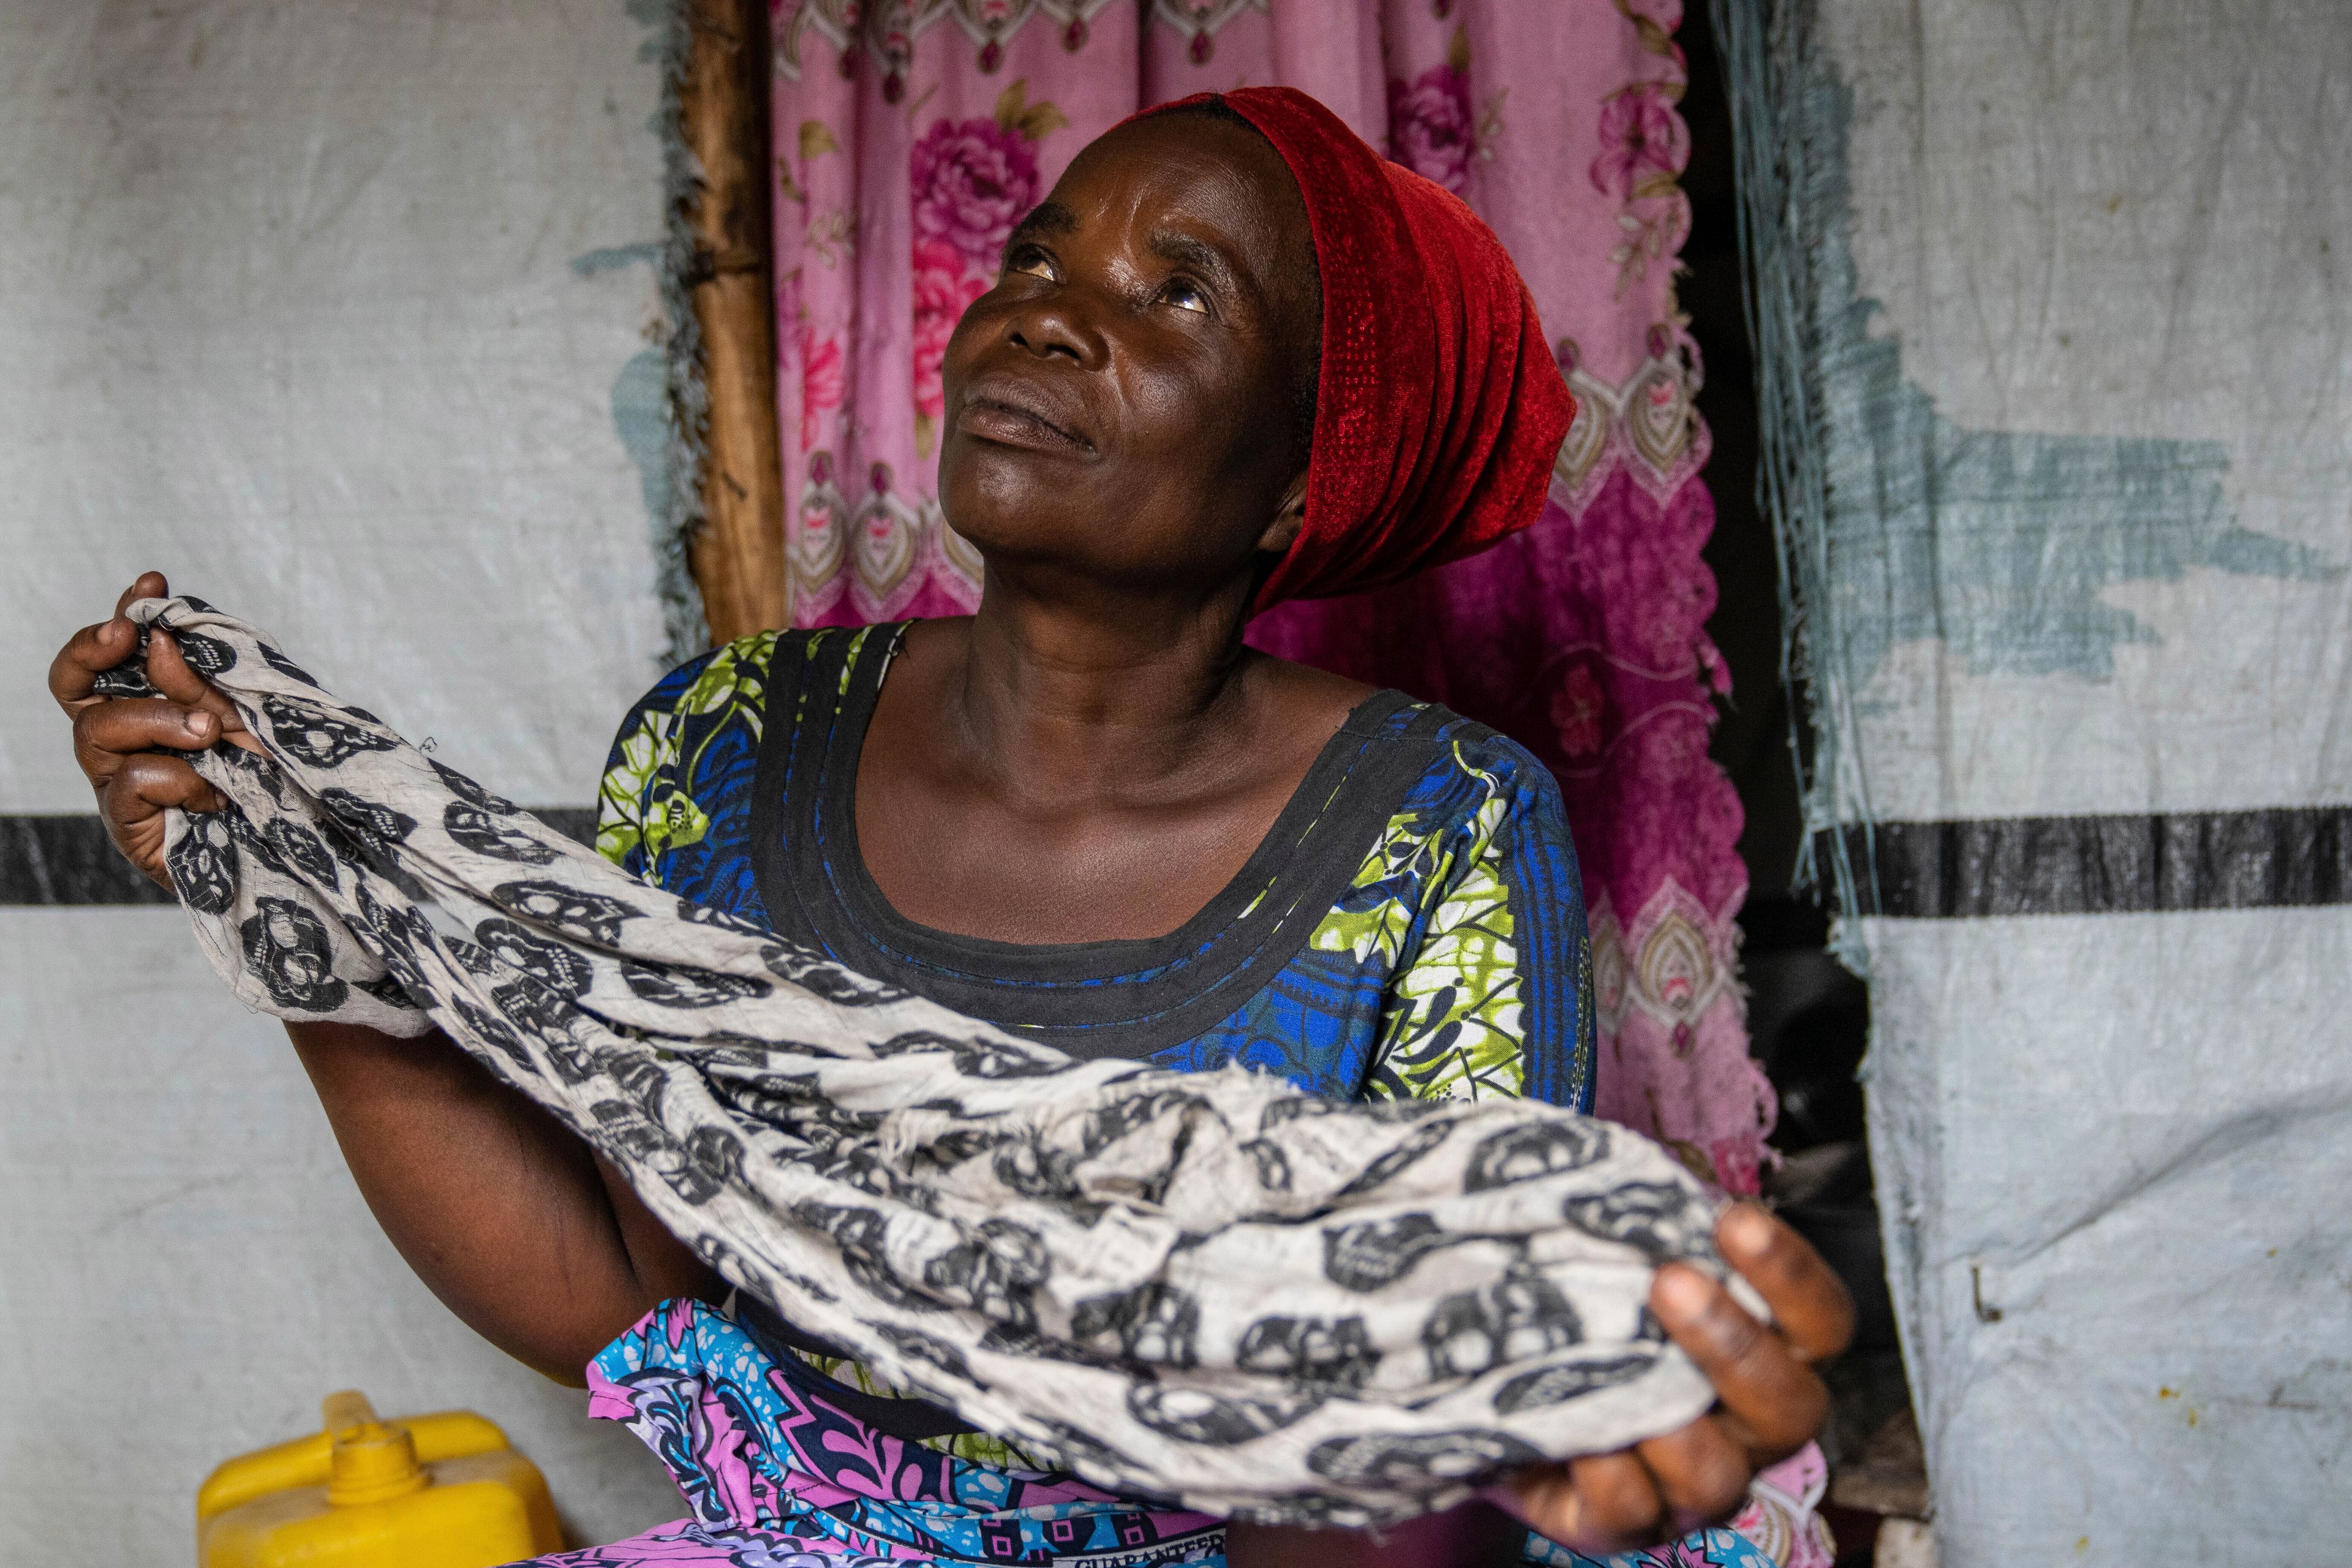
left=1709, top=0, right=1877, bottom=967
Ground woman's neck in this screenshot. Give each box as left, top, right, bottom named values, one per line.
left=854, top=562, right=1372, bottom=944
left=942, top=574, right=1265, bottom=806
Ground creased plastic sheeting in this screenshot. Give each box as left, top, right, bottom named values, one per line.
left=1817, top=0, right=2349, bottom=827
left=1715, top=0, right=2350, bottom=879
left=1858, top=912, right=2352, bottom=1562
left=0, top=911, right=690, bottom=1558
left=1716, top=0, right=2352, bottom=1560
left=0, top=0, right=675, bottom=813
left=0, top=0, right=690, bottom=1557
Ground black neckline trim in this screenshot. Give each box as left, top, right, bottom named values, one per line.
left=748, top=624, right=1449, bottom=1061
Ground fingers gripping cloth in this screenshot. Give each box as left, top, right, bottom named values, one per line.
left=118, top=595, right=1738, bottom=1526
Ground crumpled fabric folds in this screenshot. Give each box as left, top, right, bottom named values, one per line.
left=119, top=594, right=1733, bottom=1527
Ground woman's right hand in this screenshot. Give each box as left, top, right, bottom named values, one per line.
left=48, top=570, right=260, bottom=888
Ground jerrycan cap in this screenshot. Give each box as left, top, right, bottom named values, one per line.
left=321, top=1391, right=431, bottom=1507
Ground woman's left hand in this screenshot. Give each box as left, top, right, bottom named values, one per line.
left=1491, top=1202, right=1855, bottom=1555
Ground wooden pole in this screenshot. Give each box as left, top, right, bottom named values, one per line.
left=680, top=0, right=789, bottom=643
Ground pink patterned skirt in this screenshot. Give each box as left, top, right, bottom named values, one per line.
left=510, top=1301, right=1832, bottom=1568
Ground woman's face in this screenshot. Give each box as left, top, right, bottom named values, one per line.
left=937, top=112, right=1317, bottom=605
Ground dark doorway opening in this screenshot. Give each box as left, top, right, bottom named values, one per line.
left=1678, top=8, right=1921, bottom=1558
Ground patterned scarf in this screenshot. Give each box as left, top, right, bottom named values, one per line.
left=115, top=595, right=1732, bottom=1528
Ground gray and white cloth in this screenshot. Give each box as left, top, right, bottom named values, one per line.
left=115, top=594, right=1735, bottom=1526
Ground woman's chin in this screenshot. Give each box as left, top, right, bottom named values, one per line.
left=938, top=465, right=1090, bottom=559
left=933, top=510, right=1060, bottom=565
left=940, top=431, right=1089, bottom=497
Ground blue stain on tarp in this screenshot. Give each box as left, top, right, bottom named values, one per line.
left=1714, top=0, right=2338, bottom=917
left=1815, top=255, right=2333, bottom=684
left=609, top=347, right=674, bottom=530
left=575, top=228, right=706, bottom=665
left=570, top=237, right=680, bottom=528
left=572, top=242, right=663, bottom=277
left=568, top=240, right=672, bottom=530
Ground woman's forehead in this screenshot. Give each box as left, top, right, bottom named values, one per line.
left=1043, top=115, right=1306, bottom=257
left=1025, top=118, right=1313, bottom=336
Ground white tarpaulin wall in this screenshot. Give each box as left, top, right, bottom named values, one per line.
left=0, top=0, right=693, bottom=1554
left=1718, top=0, right=2351, bottom=1561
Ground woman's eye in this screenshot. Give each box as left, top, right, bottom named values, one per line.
left=1158, top=278, right=1209, bottom=314
left=1005, top=247, right=1055, bottom=281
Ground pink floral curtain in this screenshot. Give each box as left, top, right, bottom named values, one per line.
left=769, top=0, right=1773, bottom=1194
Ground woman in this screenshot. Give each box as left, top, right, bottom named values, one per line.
left=53, top=89, right=1847, bottom=1567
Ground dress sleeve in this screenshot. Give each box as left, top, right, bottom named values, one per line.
left=1360, top=731, right=1596, bottom=1113
left=594, top=664, right=693, bottom=879
left=593, top=633, right=778, bottom=882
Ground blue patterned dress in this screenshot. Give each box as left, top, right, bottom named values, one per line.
left=526, top=627, right=1780, bottom=1568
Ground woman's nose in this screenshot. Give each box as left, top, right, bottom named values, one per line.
left=1005, top=298, right=1099, bottom=366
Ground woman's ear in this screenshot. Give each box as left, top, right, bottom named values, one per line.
left=1256, top=469, right=1309, bottom=557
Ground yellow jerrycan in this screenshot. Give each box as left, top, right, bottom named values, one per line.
left=197, top=1390, right=563, bottom=1567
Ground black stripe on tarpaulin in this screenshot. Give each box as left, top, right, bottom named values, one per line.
left=1834, top=807, right=2352, bottom=918
left=12, top=807, right=2347, bottom=914
left=0, top=810, right=598, bottom=905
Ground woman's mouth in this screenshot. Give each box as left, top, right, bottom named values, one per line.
left=954, top=391, right=1092, bottom=455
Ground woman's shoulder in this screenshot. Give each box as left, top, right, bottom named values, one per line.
left=596, top=624, right=900, bottom=874
left=631, top=630, right=778, bottom=722
left=1329, top=699, right=1591, bottom=1111
left=614, top=622, right=902, bottom=731
left=1361, top=697, right=1569, bottom=831
left=1246, top=651, right=1556, bottom=816
left=1308, top=692, right=1580, bottom=929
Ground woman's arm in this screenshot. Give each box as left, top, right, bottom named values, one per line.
left=287, top=1019, right=722, bottom=1385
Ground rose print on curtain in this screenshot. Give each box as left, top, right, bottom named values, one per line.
left=769, top=0, right=1776, bottom=1219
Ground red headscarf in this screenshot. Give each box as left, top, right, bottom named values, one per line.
left=1190, top=87, right=1574, bottom=611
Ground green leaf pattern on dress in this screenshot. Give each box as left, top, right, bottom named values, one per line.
left=597, top=631, right=779, bottom=872
left=1341, top=743, right=1530, bottom=1106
